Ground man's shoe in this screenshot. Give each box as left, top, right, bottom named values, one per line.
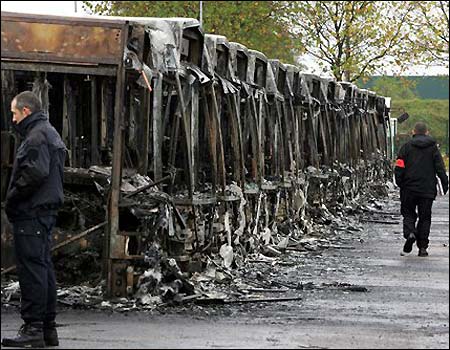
left=418, top=248, right=428, bottom=257
left=44, top=321, right=59, bottom=346
left=1, top=322, right=45, bottom=348
left=401, top=233, right=416, bottom=256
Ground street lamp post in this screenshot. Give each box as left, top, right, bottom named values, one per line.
left=199, top=1, right=203, bottom=27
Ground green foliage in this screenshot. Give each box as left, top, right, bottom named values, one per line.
left=287, top=1, right=420, bottom=82
left=286, top=1, right=448, bottom=82
left=392, top=99, right=449, bottom=149
left=83, top=1, right=448, bottom=78
left=82, top=1, right=297, bottom=63
left=362, top=76, right=449, bottom=100
left=370, top=76, right=418, bottom=100
left=405, top=1, right=449, bottom=68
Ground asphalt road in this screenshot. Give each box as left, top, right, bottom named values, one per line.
left=1, top=193, right=448, bottom=349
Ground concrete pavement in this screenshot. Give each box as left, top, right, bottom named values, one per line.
left=1, top=193, right=448, bottom=349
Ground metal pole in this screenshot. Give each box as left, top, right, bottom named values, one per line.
left=74, top=1, right=78, bottom=13
left=446, top=119, right=449, bottom=156
left=105, top=24, right=127, bottom=297
left=199, top=1, right=203, bottom=27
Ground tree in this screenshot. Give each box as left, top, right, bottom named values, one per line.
left=286, top=1, right=420, bottom=82
left=371, top=76, right=418, bottom=100
left=405, top=1, right=449, bottom=68
left=82, top=1, right=297, bottom=63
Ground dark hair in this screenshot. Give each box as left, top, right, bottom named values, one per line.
left=13, top=91, right=42, bottom=113
left=414, top=122, right=428, bottom=135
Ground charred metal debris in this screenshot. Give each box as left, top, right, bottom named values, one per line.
left=1, top=12, right=394, bottom=307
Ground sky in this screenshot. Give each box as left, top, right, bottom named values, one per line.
left=1, top=1, right=448, bottom=76
left=1, top=1, right=81, bottom=16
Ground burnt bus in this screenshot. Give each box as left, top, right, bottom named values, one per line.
left=1, top=11, right=393, bottom=300
left=1, top=11, right=210, bottom=297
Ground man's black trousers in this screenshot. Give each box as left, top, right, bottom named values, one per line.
left=12, top=216, right=57, bottom=324
left=400, top=190, right=434, bottom=249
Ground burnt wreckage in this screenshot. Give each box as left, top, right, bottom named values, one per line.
left=1, top=12, right=393, bottom=299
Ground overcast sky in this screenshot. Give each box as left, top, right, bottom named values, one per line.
left=1, top=1, right=81, bottom=16
left=1, top=1, right=448, bottom=76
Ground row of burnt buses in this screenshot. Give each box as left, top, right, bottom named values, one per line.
left=0, top=13, right=392, bottom=296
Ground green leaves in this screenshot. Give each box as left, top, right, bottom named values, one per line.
left=405, top=1, right=449, bottom=67
left=83, top=0, right=298, bottom=63
left=289, top=1, right=442, bottom=82
left=371, top=76, right=418, bottom=100
left=82, top=1, right=448, bottom=79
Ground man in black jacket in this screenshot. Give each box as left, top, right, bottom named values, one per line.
left=2, top=91, right=66, bottom=348
left=395, top=122, right=448, bottom=257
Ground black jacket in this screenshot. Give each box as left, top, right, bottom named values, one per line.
left=394, top=134, right=448, bottom=199
left=5, top=111, right=67, bottom=222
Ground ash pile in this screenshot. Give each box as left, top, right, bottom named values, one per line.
left=2, top=157, right=394, bottom=312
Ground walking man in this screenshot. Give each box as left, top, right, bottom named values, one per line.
left=2, top=91, right=66, bottom=348
left=395, top=121, right=448, bottom=257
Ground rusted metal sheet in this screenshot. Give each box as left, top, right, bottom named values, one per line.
left=1, top=61, right=117, bottom=76
left=1, top=12, right=124, bottom=65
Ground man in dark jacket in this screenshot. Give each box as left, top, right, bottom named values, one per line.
left=2, top=91, right=66, bottom=348
left=395, top=122, right=448, bottom=257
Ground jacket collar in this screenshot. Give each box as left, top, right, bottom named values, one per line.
left=12, top=111, right=48, bottom=138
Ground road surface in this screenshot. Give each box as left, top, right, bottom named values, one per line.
left=1, top=194, right=448, bottom=349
